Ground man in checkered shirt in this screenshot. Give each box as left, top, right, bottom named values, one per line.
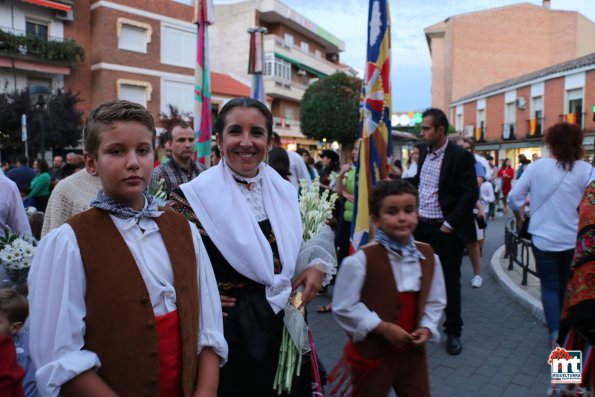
left=151, top=121, right=206, bottom=198
left=407, top=108, right=478, bottom=356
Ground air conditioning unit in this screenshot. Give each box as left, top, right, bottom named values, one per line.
left=516, top=97, right=527, bottom=109
left=55, top=10, right=74, bottom=22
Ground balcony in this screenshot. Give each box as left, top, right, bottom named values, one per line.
left=263, top=75, right=305, bottom=101
left=263, top=34, right=341, bottom=78
left=502, top=123, right=516, bottom=141
left=273, top=117, right=304, bottom=138
left=0, top=27, right=84, bottom=66
left=526, top=118, right=543, bottom=138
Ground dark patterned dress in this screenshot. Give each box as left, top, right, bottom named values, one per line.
left=168, top=188, right=312, bottom=397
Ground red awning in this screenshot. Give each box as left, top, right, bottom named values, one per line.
left=21, top=0, right=72, bottom=12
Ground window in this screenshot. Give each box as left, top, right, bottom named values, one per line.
left=264, top=53, right=291, bottom=83
left=161, top=25, right=196, bottom=68
left=161, top=79, right=194, bottom=114
left=567, top=88, right=583, bottom=126
left=285, top=107, right=294, bottom=122
left=300, top=42, right=309, bottom=53
left=117, top=19, right=152, bottom=53
left=120, top=85, right=147, bottom=107
left=26, top=20, right=48, bottom=40
left=314, top=50, right=322, bottom=59
left=284, top=33, right=294, bottom=47
left=117, top=79, right=152, bottom=108
left=172, top=0, right=193, bottom=4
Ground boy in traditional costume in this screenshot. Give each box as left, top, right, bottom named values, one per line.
left=27, top=100, right=227, bottom=397
left=330, top=180, right=446, bottom=397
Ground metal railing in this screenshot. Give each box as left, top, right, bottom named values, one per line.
left=504, top=217, right=537, bottom=285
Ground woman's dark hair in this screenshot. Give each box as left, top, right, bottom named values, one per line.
left=370, top=179, right=418, bottom=217
left=35, top=159, right=49, bottom=173
left=214, top=97, right=273, bottom=142
left=544, top=122, right=584, bottom=171
left=61, top=163, right=81, bottom=178
left=211, top=145, right=221, bottom=157
left=268, top=147, right=291, bottom=179
left=321, top=149, right=340, bottom=172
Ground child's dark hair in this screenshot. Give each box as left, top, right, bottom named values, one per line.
left=369, top=179, right=418, bottom=217
left=84, top=100, right=156, bottom=158
left=0, top=289, right=28, bottom=324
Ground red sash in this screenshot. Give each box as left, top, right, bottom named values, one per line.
left=155, top=310, right=182, bottom=397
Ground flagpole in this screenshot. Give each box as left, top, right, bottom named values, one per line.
left=247, top=26, right=267, bottom=105
left=350, top=0, right=392, bottom=252
left=194, top=0, right=214, bottom=166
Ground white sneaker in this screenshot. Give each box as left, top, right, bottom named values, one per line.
left=471, top=275, right=483, bottom=288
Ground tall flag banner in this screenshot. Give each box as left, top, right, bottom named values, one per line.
left=248, top=27, right=267, bottom=104
left=193, top=0, right=214, bottom=165
left=351, top=0, right=392, bottom=251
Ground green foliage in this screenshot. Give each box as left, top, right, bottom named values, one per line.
left=300, top=72, right=362, bottom=144
left=0, top=87, right=83, bottom=156
left=0, top=30, right=84, bottom=65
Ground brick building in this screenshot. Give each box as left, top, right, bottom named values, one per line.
left=424, top=0, right=595, bottom=112
left=451, top=53, right=595, bottom=164
left=1, top=0, right=352, bottom=150
left=0, top=0, right=254, bottom=131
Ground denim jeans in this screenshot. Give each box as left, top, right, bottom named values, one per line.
left=531, top=244, right=574, bottom=339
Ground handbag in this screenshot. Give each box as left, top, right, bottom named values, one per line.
left=517, top=171, right=567, bottom=240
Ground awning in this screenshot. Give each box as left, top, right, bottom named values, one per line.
left=21, top=0, right=72, bottom=12
left=274, top=52, right=326, bottom=78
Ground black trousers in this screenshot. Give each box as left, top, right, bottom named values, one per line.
left=415, top=221, right=465, bottom=336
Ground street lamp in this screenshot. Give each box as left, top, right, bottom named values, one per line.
left=30, top=84, right=50, bottom=161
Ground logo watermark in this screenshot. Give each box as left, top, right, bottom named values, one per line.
left=548, top=347, right=582, bottom=384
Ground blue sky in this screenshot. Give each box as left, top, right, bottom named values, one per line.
left=274, top=1, right=595, bottom=111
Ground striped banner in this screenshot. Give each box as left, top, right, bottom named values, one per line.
left=193, top=0, right=214, bottom=165
left=248, top=28, right=266, bottom=104
left=351, top=0, right=392, bottom=251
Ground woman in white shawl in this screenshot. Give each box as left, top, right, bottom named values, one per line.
left=168, top=97, right=333, bottom=397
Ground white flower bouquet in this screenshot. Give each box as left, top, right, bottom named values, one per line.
left=0, top=228, right=36, bottom=287
left=273, top=177, right=338, bottom=395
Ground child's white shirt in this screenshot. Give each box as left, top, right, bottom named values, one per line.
left=28, top=214, right=228, bottom=397
left=332, top=247, right=446, bottom=343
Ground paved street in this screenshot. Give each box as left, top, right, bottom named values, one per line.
left=307, top=216, right=552, bottom=396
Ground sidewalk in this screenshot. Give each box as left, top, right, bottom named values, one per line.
left=308, top=216, right=552, bottom=396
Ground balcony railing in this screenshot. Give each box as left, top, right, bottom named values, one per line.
left=502, top=122, right=516, bottom=140
left=0, top=27, right=84, bottom=65
left=526, top=117, right=543, bottom=138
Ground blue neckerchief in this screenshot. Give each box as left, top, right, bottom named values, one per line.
left=375, top=229, right=425, bottom=260
left=91, top=190, right=161, bottom=220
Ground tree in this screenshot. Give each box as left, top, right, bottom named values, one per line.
left=300, top=72, right=362, bottom=145
left=0, top=87, right=83, bottom=158
left=158, top=104, right=192, bottom=145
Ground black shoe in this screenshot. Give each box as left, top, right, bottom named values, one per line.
left=446, top=335, right=462, bottom=355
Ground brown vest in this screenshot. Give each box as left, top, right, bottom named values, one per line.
left=67, top=207, right=199, bottom=397
left=354, top=242, right=435, bottom=358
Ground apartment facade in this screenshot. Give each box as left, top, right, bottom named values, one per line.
left=0, top=0, right=77, bottom=92
left=0, top=0, right=253, bottom=129
left=450, top=53, right=595, bottom=164
left=424, top=1, right=595, bottom=112
left=211, top=0, right=351, bottom=146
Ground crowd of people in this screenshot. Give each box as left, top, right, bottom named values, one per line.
left=0, top=97, right=593, bottom=397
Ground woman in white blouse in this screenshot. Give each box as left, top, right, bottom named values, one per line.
left=508, top=122, right=594, bottom=345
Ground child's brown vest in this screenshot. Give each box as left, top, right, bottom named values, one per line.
left=67, top=207, right=199, bottom=397
left=354, top=241, right=435, bottom=359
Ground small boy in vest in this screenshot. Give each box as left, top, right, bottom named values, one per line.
left=27, top=100, right=227, bottom=397
left=0, top=289, right=28, bottom=397
left=330, top=179, right=446, bottom=397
